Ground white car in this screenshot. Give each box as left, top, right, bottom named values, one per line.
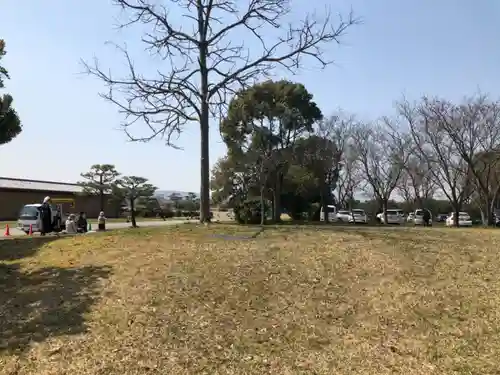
left=413, top=209, right=432, bottom=225
left=446, top=212, right=472, bottom=227
left=320, top=205, right=338, bottom=222
left=349, top=209, right=368, bottom=223
left=336, top=210, right=352, bottom=222
left=377, top=209, right=405, bottom=224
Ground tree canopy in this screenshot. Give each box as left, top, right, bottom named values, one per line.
left=78, top=164, right=121, bottom=211
left=0, top=40, right=22, bottom=146
left=115, top=176, right=157, bottom=227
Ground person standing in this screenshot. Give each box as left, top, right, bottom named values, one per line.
left=38, top=196, right=53, bottom=236
left=423, top=209, right=431, bottom=227
left=97, top=211, right=106, bottom=231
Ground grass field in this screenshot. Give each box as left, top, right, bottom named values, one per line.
left=2, top=224, right=500, bottom=374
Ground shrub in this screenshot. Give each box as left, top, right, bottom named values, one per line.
left=162, top=210, right=174, bottom=218
left=175, top=210, right=183, bottom=218
left=233, top=198, right=270, bottom=224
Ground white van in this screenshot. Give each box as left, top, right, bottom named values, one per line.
left=413, top=209, right=432, bottom=225
left=320, top=205, right=338, bottom=222
left=17, top=202, right=69, bottom=234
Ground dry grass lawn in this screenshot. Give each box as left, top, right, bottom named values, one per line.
left=2, top=224, right=500, bottom=374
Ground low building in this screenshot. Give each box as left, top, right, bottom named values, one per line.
left=0, top=177, right=117, bottom=220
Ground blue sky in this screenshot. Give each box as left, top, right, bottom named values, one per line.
left=1, top=0, right=499, bottom=191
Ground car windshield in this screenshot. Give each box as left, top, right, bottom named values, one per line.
left=459, top=212, right=470, bottom=217
left=387, top=210, right=402, bottom=215
left=338, top=211, right=350, bottom=214
left=19, top=206, right=39, bottom=219
left=352, top=209, right=364, bottom=215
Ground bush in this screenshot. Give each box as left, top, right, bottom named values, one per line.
left=233, top=198, right=270, bottom=224
left=162, top=210, right=174, bottom=218
left=175, top=210, right=183, bottom=218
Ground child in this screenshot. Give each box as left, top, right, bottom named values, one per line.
left=97, top=211, right=106, bottom=231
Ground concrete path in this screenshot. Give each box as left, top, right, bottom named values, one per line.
left=1, top=219, right=188, bottom=238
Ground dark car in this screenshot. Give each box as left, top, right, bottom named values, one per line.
left=435, top=214, right=448, bottom=222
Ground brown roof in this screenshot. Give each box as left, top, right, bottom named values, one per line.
left=0, top=177, right=83, bottom=193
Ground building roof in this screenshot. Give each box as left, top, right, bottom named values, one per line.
left=0, top=177, right=83, bottom=193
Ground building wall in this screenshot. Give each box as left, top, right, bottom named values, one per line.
left=0, top=189, right=119, bottom=220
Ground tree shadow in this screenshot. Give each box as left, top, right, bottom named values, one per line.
left=0, top=236, right=62, bottom=261
left=0, top=263, right=111, bottom=353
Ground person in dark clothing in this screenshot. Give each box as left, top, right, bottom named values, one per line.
left=423, top=209, right=431, bottom=227
left=38, top=196, right=53, bottom=235
left=77, top=212, right=88, bottom=233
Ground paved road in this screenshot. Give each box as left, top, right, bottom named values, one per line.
left=2, top=219, right=188, bottom=238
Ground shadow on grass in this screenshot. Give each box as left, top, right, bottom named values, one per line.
left=0, top=263, right=111, bottom=353
left=0, top=236, right=62, bottom=261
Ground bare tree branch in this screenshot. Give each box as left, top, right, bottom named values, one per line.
left=82, top=0, right=358, bottom=222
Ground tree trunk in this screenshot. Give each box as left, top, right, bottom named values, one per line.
left=488, top=186, right=500, bottom=226
left=130, top=199, right=137, bottom=228
left=320, top=183, right=329, bottom=224
left=453, top=206, right=460, bottom=227
left=273, top=174, right=282, bottom=222
left=382, top=200, right=388, bottom=225
left=260, top=187, right=266, bottom=226
left=198, top=20, right=210, bottom=224
left=99, top=174, right=105, bottom=212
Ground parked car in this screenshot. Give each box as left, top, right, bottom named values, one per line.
left=413, top=209, right=432, bottom=226
left=376, top=209, right=405, bottom=224
left=494, top=209, right=500, bottom=227
left=336, top=210, right=352, bottom=222
left=445, top=212, right=472, bottom=227
left=349, top=209, right=368, bottom=223
left=436, top=214, right=448, bottom=222
left=319, top=205, right=338, bottom=222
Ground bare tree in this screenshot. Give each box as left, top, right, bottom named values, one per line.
left=351, top=121, right=411, bottom=224
left=396, top=152, right=436, bottom=210
left=83, top=0, right=358, bottom=223
left=398, top=98, right=470, bottom=227
left=424, top=96, right=500, bottom=225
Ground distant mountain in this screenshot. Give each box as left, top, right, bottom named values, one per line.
left=154, top=190, right=199, bottom=200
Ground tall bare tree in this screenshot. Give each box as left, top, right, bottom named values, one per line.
left=423, top=96, right=500, bottom=224
left=83, top=0, right=358, bottom=223
left=398, top=99, right=470, bottom=226
left=351, top=121, right=411, bottom=224
left=397, top=149, right=436, bottom=209
left=315, top=113, right=354, bottom=212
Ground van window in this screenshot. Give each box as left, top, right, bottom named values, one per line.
left=320, top=206, right=336, bottom=212
left=19, top=206, right=39, bottom=220
left=386, top=210, right=402, bottom=215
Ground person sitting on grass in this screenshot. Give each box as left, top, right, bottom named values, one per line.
left=77, top=212, right=88, bottom=233
left=65, top=214, right=78, bottom=234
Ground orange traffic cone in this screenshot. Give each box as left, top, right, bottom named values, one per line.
left=28, top=224, right=33, bottom=236
left=4, top=224, right=10, bottom=236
